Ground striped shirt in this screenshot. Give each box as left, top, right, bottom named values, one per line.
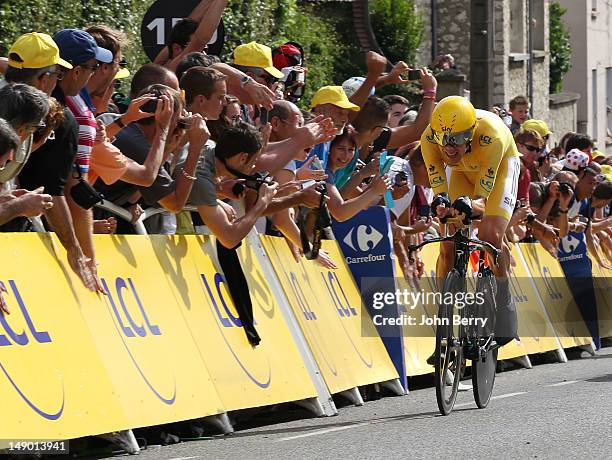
left=66, top=94, right=96, bottom=174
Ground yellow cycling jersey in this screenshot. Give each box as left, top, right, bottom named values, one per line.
left=421, top=110, right=520, bottom=200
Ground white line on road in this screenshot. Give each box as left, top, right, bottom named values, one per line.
left=277, top=422, right=370, bottom=442
left=454, top=391, right=527, bottom=409
left=491, top=391, right=527, bottom=400
left=546, top=380, right=579, bottom=387
left=164, top=457, right=201, bottom=460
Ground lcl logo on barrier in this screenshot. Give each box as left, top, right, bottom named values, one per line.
left=200, top=273, right=271, bottom=388
left=0, top=280, right=64, bottom=420
left=321, top=271, right=373, bottom=368
left=101, top=277, right=176, bottom=405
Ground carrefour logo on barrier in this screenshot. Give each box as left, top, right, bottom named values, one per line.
left=0, top=280, right=64, bottom=420
left=342, top=225, right=387, bottom=264
left=343, top=225, right=383, bottom=252
left=101, top=277, right=176, bottom=405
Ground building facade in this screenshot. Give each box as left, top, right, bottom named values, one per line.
left=559, top=0, right=612, bottom=151
left=416, top=0, right=550, bottom=122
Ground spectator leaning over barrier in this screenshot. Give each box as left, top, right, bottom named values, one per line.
left=3, top=33, right=100, bottom=291
left=515, top=128, right=545, bottom=205
left=508, top=95, right=530, bottom=135
left=551, top=160, right=601, bottom=237
left=0, top=118, right=54, bottom=230
left=94, top=84, right=206, bottom=225
left=265, top=100, right=336, bottom=268
left=195, top=121, right=277, bottom=249
left=179, top=70, right=329, bottom=237
left=53, top=28, right=116, bottom=291
left=0, top=83, right=49, bottom=184
left=0, top=33, right=70, bottom=185
left=324, top=126, right=391, bottom=222
left=84, top=25, right=130, bottom=115
left=154, top=0, right=228, bottom=72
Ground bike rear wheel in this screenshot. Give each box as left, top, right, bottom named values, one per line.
left=435, top=271, right=465, bottom=416
left=472, top=271, right=498, bottom=408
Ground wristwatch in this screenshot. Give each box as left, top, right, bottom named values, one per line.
left=526, top=213, right=536, bottom=224
left=240, top=76, right=253, bottom=88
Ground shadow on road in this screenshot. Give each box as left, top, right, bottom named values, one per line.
left=586, top=373, right=612, bottom=383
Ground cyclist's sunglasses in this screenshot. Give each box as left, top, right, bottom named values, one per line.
left=430, top=127, right=474, bottom=147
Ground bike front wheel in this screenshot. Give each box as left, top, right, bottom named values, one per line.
left=435, top=271, right=465, bottom=416
left=472, top=271, right=498, bottom=408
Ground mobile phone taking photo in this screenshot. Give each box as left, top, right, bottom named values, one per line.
left=141, top=98, right=159, bottom=114
left=407, top=69, right=421, bottom=81
left=259, top=107, right=269, bottom=125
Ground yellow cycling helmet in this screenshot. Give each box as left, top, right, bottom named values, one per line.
left=430, top=96, right=476, bottom=146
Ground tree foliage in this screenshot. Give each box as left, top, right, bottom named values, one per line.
left=549, top=1, right=572, bottom=94
left=370, top=0, right=424, bottom=66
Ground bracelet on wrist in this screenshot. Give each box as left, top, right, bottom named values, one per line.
left=114, top=116, right=126, bottom=129
left=181, top=168, right=197, bottom=181
left=559, top=208, right=569, bottom=214
left=423, top=89, right=437, bottom=95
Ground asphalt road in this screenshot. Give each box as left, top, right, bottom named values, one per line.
left=97, top=346, right=612, bottom=460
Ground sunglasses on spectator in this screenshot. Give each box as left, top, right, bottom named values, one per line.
left=252, top=69, right=278, bottom=85
left=430, top=127, right=474, bottom=147
left=521, top=143, right=543, bottom=153
left=117, top=58, right=128, bottom=68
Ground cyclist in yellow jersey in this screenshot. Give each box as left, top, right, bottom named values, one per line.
left=421, top=96, right=520, bottom=345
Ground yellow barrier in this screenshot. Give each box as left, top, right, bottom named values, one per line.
left=0, top=233, right=321, bottom=440
left=589, top=261, right=612, bottom=338
left=503, top=243, right=562, bottom=356
left=151, top=235, right=318, bottom=411
left=260, top=236, right=398, bottom=394
left=0, top=233, right=128, bottom=440
left=520, top=244, right=593, bottom=346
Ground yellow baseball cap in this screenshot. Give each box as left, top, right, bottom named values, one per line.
left=233, top=41, right=284, bottom=79
left=592, top=149, right=605, bottom=160
left=600, top=164, right=612, bottom=182
left=8, top=32, right=72, bottom=70
left=311, top=86, right=360, bottom=111
left=115, top=67, right=130, bottom=79
left=522, top=119, right=552, bottom=138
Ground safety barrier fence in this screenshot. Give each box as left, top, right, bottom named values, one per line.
left=0, top=228, right=608, bottom=449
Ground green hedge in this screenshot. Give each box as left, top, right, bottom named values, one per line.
left=0, top=0, right=423, bottom=105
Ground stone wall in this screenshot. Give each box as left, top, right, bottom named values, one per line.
left=435, top=0, right=471, bottom=76
left=548, top=92, right=580, bottom=147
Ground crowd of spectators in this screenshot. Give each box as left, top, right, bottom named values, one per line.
left=1, top=0, right=611, bottom=316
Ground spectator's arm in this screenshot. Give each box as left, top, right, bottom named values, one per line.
left=157, top=115, right=208, bottom=213
left=119, top=97, right=171, bottom=186
left=0, top=197, right=25, bottom=224
left=387, top=98, right=436, bottom=149
left=348, top=51, right=387, bottom=115
left=590, top=216, right=612, bottom=232
left=210, top=63, right=275, bottom=109
left=328, top=176, right=390, bottom=222
left=256, top=119, right=335, bottom=174
left=0, top=57, right=7, bottom=75
left=198, top=183, right=275, bottom=248
left=156, top=0, right=228, bottom=71
left=44, top=195, right=99, bottom=291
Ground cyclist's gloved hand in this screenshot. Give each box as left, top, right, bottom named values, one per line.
left=452, top=196, right=473, bottom=218
left=431, top=192, right=451, bottom=221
